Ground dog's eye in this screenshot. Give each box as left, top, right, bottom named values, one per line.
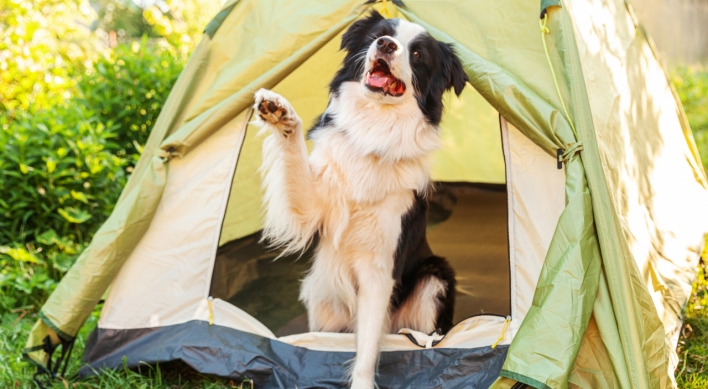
left=412, top=51, right=421, bottom=58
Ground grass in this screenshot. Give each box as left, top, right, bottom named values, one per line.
left=676, top=260, right=708, bottom=389
left=0, top=308, right=248, bottom=388
left=672, top=65, right=708, bottom=388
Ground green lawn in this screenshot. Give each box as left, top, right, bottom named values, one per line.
left=676, top=261, right=708, bottom=389
left=673, top=66, right=708, bottom=388
left=0, top=307, right=252, bottom=388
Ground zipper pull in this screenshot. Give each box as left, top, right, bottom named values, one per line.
left=491, top=316, right=511, bottom=349
left=208, top=296, right=214, bottom=326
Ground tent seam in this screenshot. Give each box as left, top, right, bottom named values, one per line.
left=500, top=369, right=552, bottom=389
left=38, top=311, right=74, bottom=341
left=203, top=109, right=253, bottom=300
left=501, top=118, right=519, bottom=321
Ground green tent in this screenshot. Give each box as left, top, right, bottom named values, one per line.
left=25, top=0, right=708, bottom=388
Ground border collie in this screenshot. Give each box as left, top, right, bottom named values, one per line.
left=253, top=11, right=468, bottom=389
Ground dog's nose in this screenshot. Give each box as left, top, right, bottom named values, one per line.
left=376, top=37, right=398, bottom=54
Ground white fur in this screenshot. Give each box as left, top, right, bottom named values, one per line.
left=254, top=21, right=440, bottom=389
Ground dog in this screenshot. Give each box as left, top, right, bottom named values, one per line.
left=253, top=10, right=468, bottom=389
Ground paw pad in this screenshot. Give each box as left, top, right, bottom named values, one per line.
left=257, top=98, right=288, bottom=123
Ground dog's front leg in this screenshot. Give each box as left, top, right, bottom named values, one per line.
left=350, top=263, right=395, bottom=389
left=254, top=89, right=321, bottom=253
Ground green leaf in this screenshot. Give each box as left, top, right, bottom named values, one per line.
left=36, top=229, right=60, bottom=246
left=19, top=163, right=28, bottom=174
left=70, top=190, right=89, bottom=204
left=0, top=246, right=40, bottom=264
left=57, top=207, right=92, bottom=224
left=46, top=159, right=56, bottom=174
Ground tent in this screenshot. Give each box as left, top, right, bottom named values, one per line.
left=24, top=0, right=708, bottom=387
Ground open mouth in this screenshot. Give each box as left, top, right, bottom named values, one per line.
left=365, top=59, right=406, bottom=97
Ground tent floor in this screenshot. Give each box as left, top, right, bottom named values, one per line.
left=82, top=320, right=509, bottom=388
left=211, top=183, right=510, bottom=336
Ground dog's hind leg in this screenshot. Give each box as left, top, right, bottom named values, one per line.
left=390, top=256, right=456, bottom=334
left=254, top=89, right=322, bottom=254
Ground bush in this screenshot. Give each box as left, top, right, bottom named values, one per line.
left=0, top=39, right=185, bottom=312
left=0, top=106, right=127, bottom=310
left=77, top=38, right=185, bottom=164
left=0, top=0, right=102, bottom=113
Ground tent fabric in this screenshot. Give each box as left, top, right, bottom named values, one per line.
left=79, top=321, right=510, bottom=389
left=567, top=0, right=708, bottom=358
left=501, top=120, right=566, bottom=321
left=97, top=111, right=249, bottom=330
left=23, top=1, right=708, bottom=388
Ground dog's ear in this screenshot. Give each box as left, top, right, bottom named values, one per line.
left=340, top=11, right=385, bottom=52
left=438, top=42, right=469, bottom=96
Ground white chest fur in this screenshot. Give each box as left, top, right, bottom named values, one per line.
left=307, top=83, right=438, bottom=246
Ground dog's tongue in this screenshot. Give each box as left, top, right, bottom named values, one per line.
left=368, top=71, right=395, bottom=88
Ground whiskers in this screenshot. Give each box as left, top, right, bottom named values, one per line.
left=346, top=48, right=370, bottom=79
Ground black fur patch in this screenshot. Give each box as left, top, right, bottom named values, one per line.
left=409, top=38, right=469, bottom=124
left=306, top=112, right=334, bottom=140
left=391, top=192, right=456, bottom=333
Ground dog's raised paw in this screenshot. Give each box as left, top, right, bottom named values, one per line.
left=254, top=89, right=298, bottom=136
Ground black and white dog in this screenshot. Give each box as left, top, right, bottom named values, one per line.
left=254, top=11, right=468, bottom=389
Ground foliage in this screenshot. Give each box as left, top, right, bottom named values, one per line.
left=672, top=66, right=708, bottom=172
left=143, top=0, right=223, bottom=56
left=0, top=22, right=186, bottom=312
left=0, top=0, right=102, bottom=113
left=92, top=0, right=158, bottom=40
left=0, top=0, right=232, bottom=386
left=0, top=106, right=127, bottom=310
left=77, top=38, right=185, bottom=163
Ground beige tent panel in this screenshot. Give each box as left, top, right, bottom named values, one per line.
left=99, top=111, right=250, bottom=329
left=502, top=119, right=566, bottom=320
left=502, top=120, right=565, bottom=321
left=280, top=314, right=511, bottom=352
